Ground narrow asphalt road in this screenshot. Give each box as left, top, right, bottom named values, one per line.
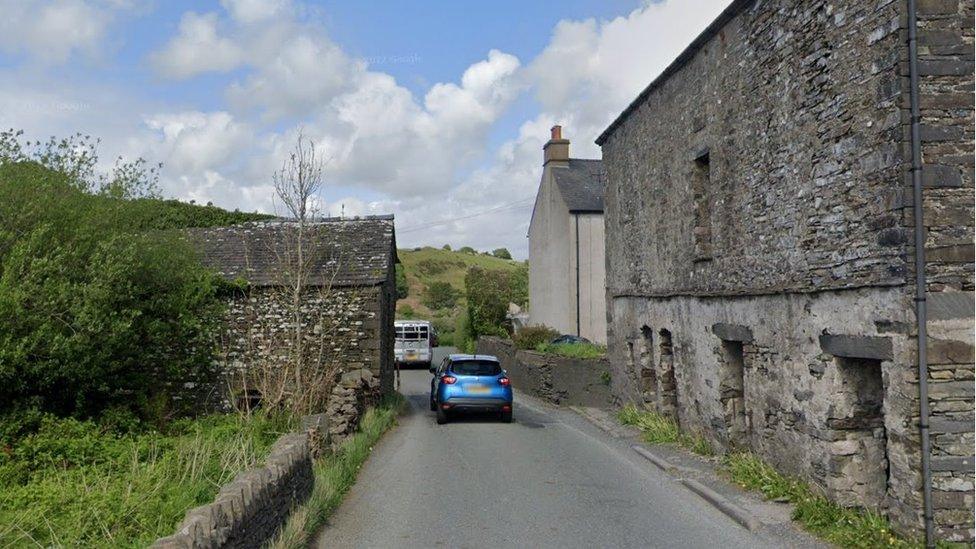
left=315, top=348, right=792, bottom=548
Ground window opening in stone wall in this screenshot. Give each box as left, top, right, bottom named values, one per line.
left=692, top=151, right=712, bottom=261
left=639, top=326, right=657, bottom=404
left=827, top=357, right=889, bottom=510
left=658, top=329, right=678, bottom=422
left=719, top=340, right=748, bottom=449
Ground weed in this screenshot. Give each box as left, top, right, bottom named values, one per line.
left=0, top=411, right=294, bottom=548
left=270, top=394, right=406, bottom=548
left=535, top=342, right=607, bottom=359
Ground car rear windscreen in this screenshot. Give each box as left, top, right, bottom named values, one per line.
left=451, top=360, right=502, bottom=376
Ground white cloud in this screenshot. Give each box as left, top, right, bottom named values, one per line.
left=1, top=0, right=733, bottom=258
left=220, top=0, right=291, bottom=24
left=150, top=12, right=244, bottom=78
left=0, top=0, right=132, bottom=63
left=143, top=111, right=252, bottom=174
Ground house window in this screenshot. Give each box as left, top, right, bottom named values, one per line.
left=692, top=150, right=712, bottom=260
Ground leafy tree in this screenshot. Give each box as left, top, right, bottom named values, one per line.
left=458, top=246, right=476, bottom=255
left=491, top=248, right=513, bottom=260
left=463, top=267, right=513, bottom=340
left=395, top=264, right=409, bottom=299
left=0, top=161, right=224, bottom=419
left=442, top=244, right=452, bottom=251
left=423, top=281, right=460, bottom=310
left=0, top=132, right=242, bottom=419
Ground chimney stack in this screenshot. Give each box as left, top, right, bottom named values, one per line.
left=544, top=125, right=570, bottom=167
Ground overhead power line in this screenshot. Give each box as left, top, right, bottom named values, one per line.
left=397, top=196, right=535, bottom=234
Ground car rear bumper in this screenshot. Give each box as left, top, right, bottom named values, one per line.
left=441, top=397, right=512, bottom=412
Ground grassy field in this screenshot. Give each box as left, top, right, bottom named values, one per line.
left=396, top=246, right=524, bottom=344
left=0, top=411, right=295, bottom=548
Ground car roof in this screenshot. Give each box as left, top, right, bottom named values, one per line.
left=395, top=320, right=431, bottom=326
left=447, top=353, right=499, bottom=363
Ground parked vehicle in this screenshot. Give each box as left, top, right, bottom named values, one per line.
left=395, top=320, right=436, bottom=368
left=550, top=334, right=591, bottom=345
left=429, top=354, right=512, bottom=424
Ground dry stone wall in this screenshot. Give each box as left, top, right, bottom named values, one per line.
left=151, top=370, right=381, bottom=548
left=599, top=0, right=972, bottom=542
left=477, top=337, right=611, bottom=408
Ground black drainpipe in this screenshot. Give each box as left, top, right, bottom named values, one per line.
left=575, top=214, right=581, bottom=337
left=907, top=0, right=934, bottom=545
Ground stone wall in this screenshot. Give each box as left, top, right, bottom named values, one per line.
left=598, top=0, right=973, bottom=542
left=152, top=370, right=380, bottom=548
left=151, top=432, right=314, bottom=549
left=477, top=337, right=611, bottom=408
left=216, top=284, right=391, bottom=408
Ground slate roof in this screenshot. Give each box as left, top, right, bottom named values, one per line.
left=187, top=216, right=397, bottom=287
left=552, top=158, right=606, bottom=212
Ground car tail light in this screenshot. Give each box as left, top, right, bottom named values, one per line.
left=499, top=377, right=510, bottom=386
left=441, top=375, right=457, bottom=384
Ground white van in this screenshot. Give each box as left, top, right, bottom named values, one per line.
left=394, top=320, right=437, bottom=368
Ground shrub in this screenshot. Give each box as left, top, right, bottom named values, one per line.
left=397, top=304, right=415, bottom=318
left=535, top=342, right=607, bottom=359
left=394, top=264, right=409, bottom=299
left=0, top=159, right=223, bottom=420
left=491, top=248, right=512, bottom=260
left=442, top=244, right=451, bottom=251
left=423, top=281, right=460, bottom=310
left=458, top=246, right=476, bottom=255
left=514, top=325, right=559, bottom=350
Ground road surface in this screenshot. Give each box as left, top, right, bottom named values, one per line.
left=316, top=347, right=804, bottom=548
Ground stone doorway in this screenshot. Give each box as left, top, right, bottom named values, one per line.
left=719, top=340, right=748, bottom=449
left=827, top=357, right=889, bottom=509
left=658, top=329, right=678, bottom=422
left=639, top=326, right=657, bottom=404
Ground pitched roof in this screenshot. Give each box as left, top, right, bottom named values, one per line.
left=552, top=158, right=606, bottom=212
left=187, top=216, right=397, bottom=287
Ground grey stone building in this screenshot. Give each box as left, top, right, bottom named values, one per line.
left=596, top=0, right=973, bottom=542
left=528, top=126, right=608, bottom=343
left=190, top=216, right=398, bottom=401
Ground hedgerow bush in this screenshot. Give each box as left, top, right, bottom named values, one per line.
left=0, top=132, right=235, bottom=420
left=513, top=325, right=559, bottom=350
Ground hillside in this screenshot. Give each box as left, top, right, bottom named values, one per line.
left=396, top=246, right=525, bottom=344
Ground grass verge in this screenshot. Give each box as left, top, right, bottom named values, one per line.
left=269, top=394, right=407, bottom=549
left=618, top=404, right=950, bottom=548
left=0, top=411, right=295, bottom=548
left=618, top=404, right=713, bottom=456
left=724, top=452, right=944, bottom=548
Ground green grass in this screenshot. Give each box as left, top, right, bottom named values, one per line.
left=0, top=411, right=295, bottom=548
left=723, top=452, right=943, bottom=548
left=617, top=406, right=946, bottom=548
left=618, top=404, right=713, bottom=455
left=534, top=341, right=607, bottom=359
left=269, top=394, right=406, bottom=548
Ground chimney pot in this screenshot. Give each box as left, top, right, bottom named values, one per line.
left=544, top=125, right=570, bottom=167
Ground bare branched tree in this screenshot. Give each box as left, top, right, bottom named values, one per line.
left=273, top=131, right=325, bottom=391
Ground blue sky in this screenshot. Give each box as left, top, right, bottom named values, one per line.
left=0, top=0, right=730, bottom=257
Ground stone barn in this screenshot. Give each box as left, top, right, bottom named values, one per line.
left=190, top=216, right=398, bottom=402
left=596, top=0, right=973, bottom=542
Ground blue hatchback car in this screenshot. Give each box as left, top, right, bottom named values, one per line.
left=429, top=354, right=513, bottom=424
